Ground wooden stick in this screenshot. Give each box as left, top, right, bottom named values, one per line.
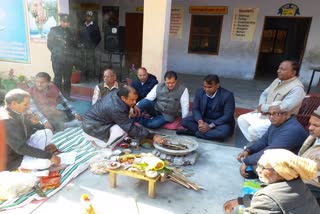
left=168, top=175, right=190, bottom=189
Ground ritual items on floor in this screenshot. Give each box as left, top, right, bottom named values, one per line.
left=40, top=171, right=61, bottom=191
left=153, top=136, right=198, bottom=156
left=167, top=168, right=204, bottom=191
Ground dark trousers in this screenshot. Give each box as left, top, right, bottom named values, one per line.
left=181, top=116, right=233, bottom=141
left=52, top=60, right=72, bottom=98
left=81, top=48, right=96, bottom=81
left=307, top=184, right=320, bottom=205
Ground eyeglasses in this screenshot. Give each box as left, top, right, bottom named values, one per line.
left=265, top=112, right=284, bottom=117
left=257, top=163, right=274, bottom=171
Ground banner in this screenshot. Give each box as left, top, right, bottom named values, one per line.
left=231, top=8, right=259, bottom=42
left=0, top=0, right=30, bottom=63
left=170, top=7, right=184, bottom=39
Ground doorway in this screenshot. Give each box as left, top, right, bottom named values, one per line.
left=255, top=17, right=312, bottom=80
left=125, top=13, right=143, bottom=68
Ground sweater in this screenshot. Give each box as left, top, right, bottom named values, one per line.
left=244, top=117, right=307, bottom=165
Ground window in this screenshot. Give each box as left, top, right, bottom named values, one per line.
left=260, top=29, right=288, bottom=54
left=188, top=15, right=223, bottom=55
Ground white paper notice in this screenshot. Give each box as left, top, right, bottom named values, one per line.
left=57, top=152, right=77, bottom=165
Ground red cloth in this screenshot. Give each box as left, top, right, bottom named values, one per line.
left=161, top=117, right=184, bottom=130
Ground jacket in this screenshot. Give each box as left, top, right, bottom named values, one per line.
left=0, top=107, right=51, bottom=171
left=131, top=74, right=158, bottom=102
left=83, top=91, right=153, bottom=141
left=192, top=87, right=235, bottom=127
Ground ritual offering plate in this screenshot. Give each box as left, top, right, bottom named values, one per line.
left=154, top=136, right=198, bottom=156
left=107, top=162, right=121, bottom=170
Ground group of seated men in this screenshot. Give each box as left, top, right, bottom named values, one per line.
left=1, top=60, right=320, bottom=209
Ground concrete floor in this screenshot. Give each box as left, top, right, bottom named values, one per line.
left=9, top=73, right=320, bottom=213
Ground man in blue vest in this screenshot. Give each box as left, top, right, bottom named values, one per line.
left=137, top=71, right=189, bottom=129
left=177, top=74, right=235, bottom=141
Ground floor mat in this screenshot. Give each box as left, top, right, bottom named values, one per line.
left=0, top=127, right=98, bottom=211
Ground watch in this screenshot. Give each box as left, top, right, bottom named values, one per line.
left=209, top=123, right=215, bottom=129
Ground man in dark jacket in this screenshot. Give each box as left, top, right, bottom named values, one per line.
left=0, top=89, right=60, bottom=171
left=82, top=86, right=166, bottom=147
left=131, top=67, right=158, bottom=102
left=237, top=101, right=308, bottom=178
left=47, top=13, right=76, bottom=99
left=78, top=11, right=101, bottom=81
left=177, top=74, right=235, bottom=141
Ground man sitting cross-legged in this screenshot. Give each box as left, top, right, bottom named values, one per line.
left=237, top=60, right=305, bottom=142
left=0, top=89, right=60, bottom=171
left=176, top=74, right=235, bottom=141
left=131, top=67, right=158, bottom=102
left=28, top=72, right=81, bottom=132
left=237, top=101, right=307, bottom=179
left=92, top=68, right=125, bottom=105
left=137, top=71, right=189, bottom=129
left=82, top=86, right=167, bottom=148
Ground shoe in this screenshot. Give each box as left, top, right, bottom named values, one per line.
left=176, top=129, right=195, bottom=136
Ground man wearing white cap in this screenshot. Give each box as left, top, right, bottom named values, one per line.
left=224, top=149, right=320, bottom=213
left=79, top=10, right=101, bottom=81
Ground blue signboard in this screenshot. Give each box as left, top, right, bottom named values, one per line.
left=0, top=1, right=30, bottom=63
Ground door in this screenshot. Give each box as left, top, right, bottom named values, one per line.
left=255, top=17, right=312, bottom=80
left=125, top=13, right=143, bottom=68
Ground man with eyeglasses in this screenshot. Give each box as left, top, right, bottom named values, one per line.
left=237, top=101, right=307, bottom=179
left=224, top=149, right=320, bottom=213
left=237, top=60, right=305, bottom=142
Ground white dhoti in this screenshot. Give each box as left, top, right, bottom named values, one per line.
left=83, top=124, right=127, bottom=148
left=20, top=129, right=53, bottom=170
left=237, top=112, right=271, bottom=142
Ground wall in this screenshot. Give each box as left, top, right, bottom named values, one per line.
left=167, top=0, right=320, bottom=84
left=0, top=0, right=69, bottom=79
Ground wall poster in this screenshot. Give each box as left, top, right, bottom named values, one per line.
left=27, top=0, right=58, bottom=43
left=0, top=1, right=30, bottom=63
left=231, top=8, right=259, bottom=42
left=170, top=7, right=184, bottom=39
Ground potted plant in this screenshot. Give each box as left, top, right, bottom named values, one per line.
left=126, top=64, right=137, bottom=86
left=71, top=65, right=81, bottom=84
left=1, top=69, right=17, bottom=91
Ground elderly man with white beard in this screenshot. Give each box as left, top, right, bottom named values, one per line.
left=223, top=149, right=320, bottom=214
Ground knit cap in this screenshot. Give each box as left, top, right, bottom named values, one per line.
left=259, top=149, right=317, bottom=180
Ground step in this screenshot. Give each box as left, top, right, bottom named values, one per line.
left=70, top=84, right=94, bottom=102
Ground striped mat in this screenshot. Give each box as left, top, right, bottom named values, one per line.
left=0, top=127, right=100, bottom=211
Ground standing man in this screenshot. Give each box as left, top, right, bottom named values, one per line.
left=237, top=101, right=307, bottom=178
left=47, top=13, right=76, bottom=99
left=131, top=67, right=158, bottom=102
left=137, top=71, right=189, bottom=129
left=28, top=72, right=82, bottom=132
left=176, top=74, right=235, bottom=141
left=92, top=69, right=125, bottom=105
left=238, top=60, right=305, bottom=142
left=298, top=106, right=320, bottom=204
left=83, top=86, right=166, bottom=147
left=0, top=89, right=60, bottom=171
left=79, top=11, right=101, bottom=81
